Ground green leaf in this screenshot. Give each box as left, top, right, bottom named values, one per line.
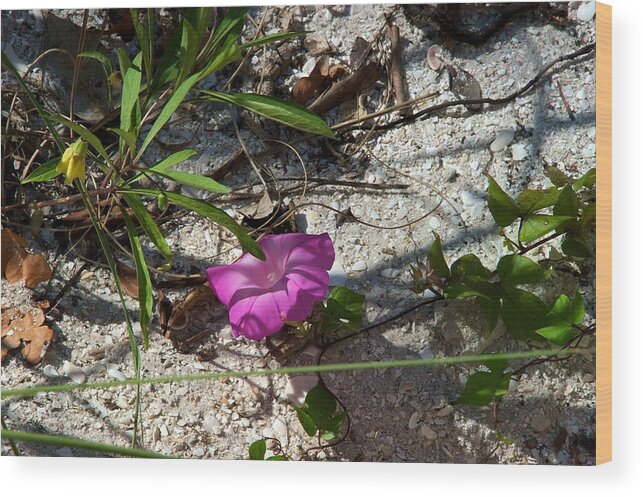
left=561, top=236, right=592, bottom=258
left=266, top=455, right=287, bottom=461
left=553, top=184, right=579, bottom=219
left=176, top=19, right=200, bottom=86
left=516, top=187, right=560, bottom=215
left=450, top=254, right=492, bottom=281
left=207, top=7, right=247, bottom=52
left=46, top=115, right=111, bottom=167
left=124, top=189, right=264, bottom=260
left=150, top=149, right=198, bottom=172
left=136, top=72, right=201, bottom=160
left=519, top=215, right=574, bottom=244
left=248, top=439, right=266, bottom=460
left=579, top=203, right=596, bottom=238
left=305, top=385, right=337, bottom=419
left=128, top=149, right=197, bottom=184
left=107, top=128, right=138, bottom=152
left=152, top=169, right=230, bottom=193
left=456, top=370, right=511, bottom=406
left=122, top=193, right=173, bottom=264
left=497, top=254, right=549, bottom=288
left=428, top=232, right=450, bottom=278
left=477, top=296, right=500, bottom=334
left=444, top=280, right=498, bottom=300
left=549, top=292, right=585, bottom=325
left=544, top=164, right=570, bottom=187
left=296, top=384, right=345, bottom=440
left=122, top=209, right=153, bottom=348
left=500, top=288, right=547, bottom=340
left=482, top=358, right=509, bottom=374
left=294, top=406, right=318, bottom=437
left=486, top=176, right=520, bottom=227
left=21, top=158, right=60, bottom=184
left=116, top=47, right=131, bottom=76
left=535, top=322, right=574, bottom=345
left=321, top=286, right=365, bottom=334
left=200, top=90, right=335, bottom=139
left=198, top=39, right=242, bottom=80
left=120, top=52, right=142, bottom=139
left=325, top=287, right=364, bottom=323
left=129, top=9, right=153, bottom=84
left=573, top=168, right=596, bottom=190
left=240, top=31, right=304, bottom=49
left=569, top=291, right=585, bottom=325
left=551, top=294, right=571, bottom=319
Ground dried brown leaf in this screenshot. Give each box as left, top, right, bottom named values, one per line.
left=448, top=65, right=483, bottom=111
left=116, top=262, right=139, bottom=300
left=303, top=35, right=332, bottom=56
left=1, top=228, right=52, bottom=287
left=1, top=229, right=28, bottom=275
left=1, top=307, right=54, bottom=365
left=23, top=254, right=53, bottom=288
left=163, top=285, right=227, bottom=352
left=237, top=190, right=274, bottom=220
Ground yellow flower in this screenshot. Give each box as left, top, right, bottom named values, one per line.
left=56, top=139, right=88, bottom=185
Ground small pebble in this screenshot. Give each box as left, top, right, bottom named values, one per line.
left=285, top=375, right=318, bottom=407
left=193, top=448, right=205, bottom=457
left=350, top=260, right=367, bottom=272
left=420, top=346, right=434, bottom=360
left=577, top=2, right=596, bottom=22
left=56, top=447, right=74, bottom=457
left=107, top=368, right=126, bottom=382
left=42, top=365, right=59, bottom=378
left=490, top=128, right=514, bottom=152
left=408, top=412, right=422, bottom=430
left=511, top=143, right=529, bottom=161
left=62, top=361, right=85, bottom=384
left=380, top=268, right=401, bottom=279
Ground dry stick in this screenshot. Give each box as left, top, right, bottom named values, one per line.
left=386, top=23, right=411, bottom=117
left=556, top=79, right=576, bottom=122
left=338, top=42, right=596, bottom=134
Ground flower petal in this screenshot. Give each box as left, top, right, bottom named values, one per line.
left=259, top=233, right=335, bottom=271
left=287, top=266, right=330, bottom=301
left=206, top=254, right=271, bottom=307
left=228, top=291, right=286, bottom=340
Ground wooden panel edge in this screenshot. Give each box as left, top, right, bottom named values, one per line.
left=596, top=1, right=612, bottom=465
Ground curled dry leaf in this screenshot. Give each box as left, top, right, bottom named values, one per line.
left=116, top=262, right=139, bottom=300
left=292, top=56, right=330, bottom=104
left=237, top=190, right=274, bottom=220
left=1, top=228, right=52, bottom=288
left=303, top=35, right=332, bottom=56
left=448, top=65, right=483, bottom=111
left=1, top=306, right=54, bottom=365
left=161, top=285, right=227, bottom=352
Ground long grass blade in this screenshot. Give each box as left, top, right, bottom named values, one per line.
left=200, top=90, right=335, bottom=138
left=2, top=348, right=585, bottom=399
left=1, top=429, right=170, bottom=458
left=122, top=192, right=173, bottom=264
left=122, top=208, right=154, bottom=349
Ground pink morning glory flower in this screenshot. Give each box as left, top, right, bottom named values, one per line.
left=206, top=233, right=335, bottom=340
